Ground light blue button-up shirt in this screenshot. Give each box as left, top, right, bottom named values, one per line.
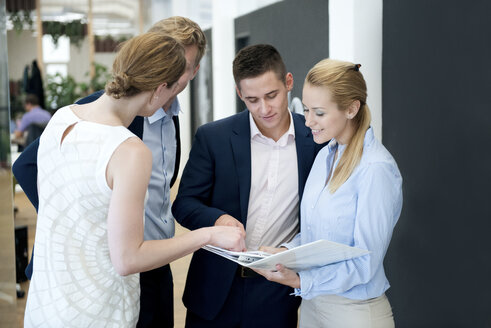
left=285, top=127, right=403, bottom=300
left=142, top=100, right=179, bottom=240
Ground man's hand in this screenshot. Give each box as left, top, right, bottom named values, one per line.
left=253, top=264, right=300, bottom=289
left=207, top=226, right=246, bottom=252
left=215, top=214, right=246, bottom=237
left=259, top=246, right=287, bottom=255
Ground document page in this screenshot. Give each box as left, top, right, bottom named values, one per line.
left=202, top=239, right=369, bottom=272
left=202, top=245, right=271, bottom=263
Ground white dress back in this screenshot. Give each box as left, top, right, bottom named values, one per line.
left=24, top=106, right=140, bottom=327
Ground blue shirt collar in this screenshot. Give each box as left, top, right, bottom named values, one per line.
left=328, top=126, right=374, bottom=154
left=147, top=98, right=180, bottom=125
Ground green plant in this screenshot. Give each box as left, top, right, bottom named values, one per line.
left=9, top=10, right=33, bottom=35
left=64, top=20, right=85, bottom=48
left=42, top=20, right=86, bottom=48
left=45, top=62, right=111, bottom=109
left=79, top=62, right=111, bottom=94
left=45, top=73, right=83, bottom=110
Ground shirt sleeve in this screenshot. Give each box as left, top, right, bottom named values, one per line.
left=18, top=114, right=32, bottom=132
left=295, top=162, right=402, bottom=299
left=281, top=232, right=301, bottom=249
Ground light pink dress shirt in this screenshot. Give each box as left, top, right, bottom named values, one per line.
left=245, top=111, right=299, bottom=250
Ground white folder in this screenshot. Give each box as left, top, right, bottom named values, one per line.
left=202, top=239, right=370, bottom=272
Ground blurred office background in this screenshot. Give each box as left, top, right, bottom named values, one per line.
left=1, top=0, right=490, bottom=327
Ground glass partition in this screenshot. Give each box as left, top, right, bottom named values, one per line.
left=0, top=0, right=19, bottom=326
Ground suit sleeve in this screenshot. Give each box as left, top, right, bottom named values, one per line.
left=12, top=138, right=40, bottom=280
left=12, top=138, right=40, bottom=211
left=172, top=127, right=227, bottom=231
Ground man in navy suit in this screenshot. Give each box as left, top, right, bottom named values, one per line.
left=172, top=44, right=324, bottom=327
left=12, top=16, right=206, bottom=328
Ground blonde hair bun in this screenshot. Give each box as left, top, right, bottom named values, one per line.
left=105, top=32, right=186, bottom=99
left=106, top=72, right=134, bottom=99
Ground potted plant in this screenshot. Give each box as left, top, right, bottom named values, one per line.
left=6, top=0, right=35, bottom=34
left=42, top=20, right=87, bottom=48
left=8, top=10, right=33, bottom=34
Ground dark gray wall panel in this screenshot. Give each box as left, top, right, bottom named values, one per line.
left=235, top=0, right=329, bottom=107
left=383, top=1, right=491, bottom=327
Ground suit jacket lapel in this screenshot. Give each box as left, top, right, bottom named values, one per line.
left=128, top=116, right=144, bottom=139
left=293, top=114, right=315, bottom=201
left=170, top=116, right=180, bottom=188
left=230, top=110, right=252, bottom=224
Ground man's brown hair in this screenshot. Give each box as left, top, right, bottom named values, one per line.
left=232, top=44, right=287, bottom=88
left=25, top=93, right=39, bottom=106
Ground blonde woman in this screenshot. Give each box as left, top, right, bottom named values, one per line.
left=255, top=59, right=402, bottom=327
left=24, top=33, right=245, bottom=328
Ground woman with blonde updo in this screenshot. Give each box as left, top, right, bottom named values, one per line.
left=24, top=32, right=245, bottom=328
left=255, top=59, right=402, bottom=327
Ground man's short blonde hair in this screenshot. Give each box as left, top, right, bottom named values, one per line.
left=149, top=16, right=206, bottom=67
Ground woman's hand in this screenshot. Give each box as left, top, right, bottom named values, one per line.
left=207, top=226, right=246, bottom=252
left=253, top=264, right=300, bottom=289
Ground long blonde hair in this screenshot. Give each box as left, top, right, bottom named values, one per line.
left=306, top=59, right=371, bottom=193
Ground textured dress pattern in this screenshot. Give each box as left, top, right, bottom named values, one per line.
left=24, top=106, right=140, bottom=327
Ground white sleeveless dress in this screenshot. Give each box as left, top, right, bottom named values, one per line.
left=24, top=106, right=140, bottom=327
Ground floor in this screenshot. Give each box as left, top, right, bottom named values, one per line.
left=0, top=171, right=17, bottom=327
left=14, top=186, right=192, bottom=327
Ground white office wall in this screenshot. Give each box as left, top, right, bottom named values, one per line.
left=329, top=0, right=383, bottom=140
left=7, top=30, right=37, bottom=81
left=211, top=0, right=238, bottom=121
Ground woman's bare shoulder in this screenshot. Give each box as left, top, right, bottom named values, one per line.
left=110, top=137, right=152, bottom=173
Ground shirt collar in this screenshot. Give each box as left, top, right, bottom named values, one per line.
left=147, top=98, right=180, bottom=125
left=363, top=126, right=374, bottom=146
left=328, top=126, right=374, bottom=153
left=249, top=109, right=295, bottom=143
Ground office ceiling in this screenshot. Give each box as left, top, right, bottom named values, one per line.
left=7, top=0, right=141, bottom=36
left=43, top=0, right=140, bottom=35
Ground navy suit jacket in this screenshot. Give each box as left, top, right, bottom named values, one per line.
left=172, top=109, right=323, bottom=320
left=12, top=90, right=181, bottom=279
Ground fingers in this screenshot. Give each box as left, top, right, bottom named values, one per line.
left=258, top=246, right=286, bottom=254
left=229, top=227, right=246, bottom=252
left=276, top=264, right=285, bottom=271
left=208, top=225, right=245, bottom=251
left=215, top=214, right=236, bottom=226
left=261, top=246, right=278, bottom=254
left=232, top=220, right=246, bottom=237
left=234, top=221, right=246, bottom=237
left=216, top=215, right=246, bottom=238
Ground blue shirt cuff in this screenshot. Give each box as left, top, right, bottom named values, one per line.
left=295, top=270, right=314, bottom=299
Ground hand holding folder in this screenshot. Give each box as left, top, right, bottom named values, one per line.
left=202, top=239, right=370, bottom=272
